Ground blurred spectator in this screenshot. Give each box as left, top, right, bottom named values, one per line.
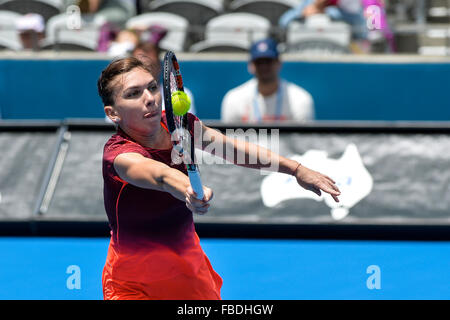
left=97, top=22, right=121, bottom=52
left=279, top=0, right=395, bottom=52
left=98, top=24, right=168, bottom=59
left=107, top=28, right=139, bottom=57
left=221, top=38, right=314, bottom=123
left=15, top=13, right=45, bottom=50
left=130, top=25, right=167, bottom=70
left=75, top=0, right=135, bottom=26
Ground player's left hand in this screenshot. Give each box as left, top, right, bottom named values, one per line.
left=185, top=185, right=213, bottom=215
left=294, top=164, right=341, bottom=203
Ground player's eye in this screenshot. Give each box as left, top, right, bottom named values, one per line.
left=148, top=83, right=158, bottom=92
left=126, top=89, right=140, bottom=98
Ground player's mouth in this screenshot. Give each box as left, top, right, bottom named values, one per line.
left=143, top=110, right=158, bottom=118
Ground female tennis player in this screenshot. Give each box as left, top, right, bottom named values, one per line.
left=98, top=57, right=341, bottom=300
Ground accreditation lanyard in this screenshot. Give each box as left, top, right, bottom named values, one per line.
left=253, top=81, right=283, bottom=121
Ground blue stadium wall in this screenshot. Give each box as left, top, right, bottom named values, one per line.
left=1, top=58, right=450, bottom=121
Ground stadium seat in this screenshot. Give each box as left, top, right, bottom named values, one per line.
left=0, top=10, right=22, bottom=50
left=126, top=12, right=189, bottom=52
left=0, top=0, right=64, bottom=22
left=418, top=26, right=450, bottom=56
left=41, top=13, right=106, bottom=51
left=229, top=0, right=299, bottom=25
left=0, top=37, right=21, bottom=50
left=189, top=12, right=270, bottom=52
left=285, top=14, right=351, bottom=53
left=145, top=0, right=225, bottom=26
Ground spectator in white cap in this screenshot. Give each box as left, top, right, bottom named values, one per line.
left=221, top=38, right=315, bottom=123
left=15, top=13, right=45, bottom=50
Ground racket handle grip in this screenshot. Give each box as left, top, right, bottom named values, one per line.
left=188, top=169, right=204, bottom=200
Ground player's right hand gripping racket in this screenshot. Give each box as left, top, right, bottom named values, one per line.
left=163, top=51, right=204, bottom=200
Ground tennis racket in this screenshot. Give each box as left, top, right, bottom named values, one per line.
left=162, top=51, right=204, bottom=200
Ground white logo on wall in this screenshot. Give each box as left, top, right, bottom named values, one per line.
left=66, top=5, right=81, bottom=30
left=260, top=144, right=373, bottom=220
left=366, top=5, right=382, bottom=30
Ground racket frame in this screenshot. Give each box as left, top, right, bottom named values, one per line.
left=163, top=51, right=204, bottom=200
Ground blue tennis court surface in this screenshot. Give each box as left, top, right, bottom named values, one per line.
left=0, top=237, right=449, bottom=300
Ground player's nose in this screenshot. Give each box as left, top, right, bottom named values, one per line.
left=143, top=88, right=155, bottom=105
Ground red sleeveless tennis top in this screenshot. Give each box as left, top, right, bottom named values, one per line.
left=102, top=112, right=221, bottom=290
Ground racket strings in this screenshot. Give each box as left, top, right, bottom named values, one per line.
left=169, top=64, right=190, bottom=163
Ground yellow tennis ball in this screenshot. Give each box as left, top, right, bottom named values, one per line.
left=171, top=91, right=191, bottom=116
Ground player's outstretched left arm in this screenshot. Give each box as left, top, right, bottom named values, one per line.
left=199, top=123, right=341, bottom=202
left=292, top=163, right=340, bottom=203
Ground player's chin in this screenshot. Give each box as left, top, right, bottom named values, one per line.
left=129, top=117, right=160, bottom=135
left=144, top=117, right=161, bottom=129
